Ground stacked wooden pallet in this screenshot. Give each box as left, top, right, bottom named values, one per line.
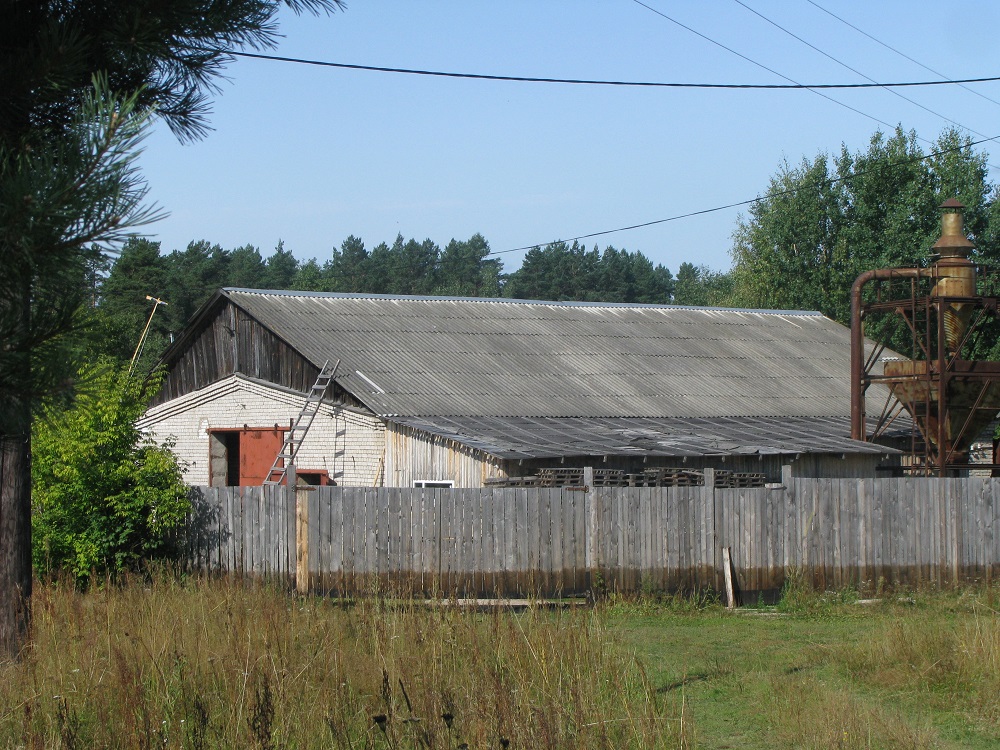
left=485, top=467, right=764, bottom=488
left=640, top=467, right=705, bottom=487
left=539, top=467, right=585, bottom=486
left=713, top=470, right=767, bottom=488
left=484, top=476, right=542, bottom=488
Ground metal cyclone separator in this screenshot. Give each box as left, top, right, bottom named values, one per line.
left=851, top=200, right=1000, bottom=475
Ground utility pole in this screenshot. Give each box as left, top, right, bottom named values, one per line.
left=129, top=295, right=168, bottom=376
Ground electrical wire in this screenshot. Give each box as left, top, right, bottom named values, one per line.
left=732, top=0, right=998, bottom=166
left=630, top=0, right=999, bottom=171
left=228, top=50, right=1000, bottom=90
left=487, top=133, right=1000, bottom=257
left=733, top=0, right=988, bottom=137
left=805, top=0, right=1000, bottom=111
left=628, top=0, right=896, bottom=131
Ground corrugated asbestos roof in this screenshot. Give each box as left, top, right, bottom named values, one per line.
left=219, top=289, right=891, bottom=424
left=389, top=415, right=899, bottom=459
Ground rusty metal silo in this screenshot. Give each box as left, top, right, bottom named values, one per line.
left=850, top=200, right=1000, bottom=475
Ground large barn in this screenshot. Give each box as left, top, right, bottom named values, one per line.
left=140, top=288, right=901, bottom=487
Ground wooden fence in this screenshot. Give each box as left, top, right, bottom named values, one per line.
left=185, top=469, right=1000, bottom=598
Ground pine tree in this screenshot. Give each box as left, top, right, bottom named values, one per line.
left=0, top=0, right=343, bottom=661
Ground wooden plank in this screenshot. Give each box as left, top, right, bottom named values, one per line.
left=611, top=487, right=623, bottom=591
left=953, top=477, right=963, bottom=584
left=640, top=488, right=653, bottom=592
left=435, top=489, right=449, bottom=594
left=453, top=488, right=465, bottom=595
left=524, top=488, right=539, bottom=593
left=325, top=487, right=337, bottom=581
left=467, top=488, right=479, bottom=596
left=723, top=547, right=736, bottom=609
left=541, top=489, right=555, bottom=594
left=549, top=490, right=563, bottom=594
left=213, top=487, right=225, bottom=572
left=367, top=487, right=379, bottom=581
left=770, top=485, right=781, bottom=592
left=237, top=487, right=248, bottom=575
left=751, top=488, right=760, bottom=592
left=350, top=487, right=365, bottom=586
left=702, top=472, right=715, bottom=592
left=248, top=486, right=258, bottom=578
left=832, top=479, right=843, bottom=589
left=646, top=488, right=658, bottom=592
left=502, top=489, right=516, bottom=594
left=244, top=487, right=255, bottom=577
left=219, top=487, right=230, bottom=574
left=491, top=487, right=502, bottom=596
left=639, top=487, right=651, bottom=592
left=679, top=485, right=691, bottom=590
left=312, top=487, right=324, bottom=584
left=206, top=488, right=220, bottom=573
left=486, top=487, right=499, bottom=596
left=329, top=487, right=343, bottom=587
left=984, top=479, right=995, bottom=580
left=571, top=487, right=585, bottom=594
left=386, top=487, right=400, bottom=589
left=514, top=488, right=528, bottom=596
left=564, top=488, right=577, bottom=594
left=876, top=476, right=886, bottom=586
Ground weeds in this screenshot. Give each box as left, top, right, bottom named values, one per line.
left=0, top=573, right=682, bottom=748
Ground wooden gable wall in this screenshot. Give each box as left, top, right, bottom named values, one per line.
left=153, top=299, right=321, bottom=406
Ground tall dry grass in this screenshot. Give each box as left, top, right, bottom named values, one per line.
left=0, top=574, right=686, bottom=749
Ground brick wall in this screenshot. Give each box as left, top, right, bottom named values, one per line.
left=139, top=374, right=386, bottom=486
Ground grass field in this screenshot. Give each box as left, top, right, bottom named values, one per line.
left=1, top=576, right=998, bottom=749
left=617, top=586, right=1000, bottom=749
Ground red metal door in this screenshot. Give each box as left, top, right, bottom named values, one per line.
left=238, top=428, right=285, bottom=486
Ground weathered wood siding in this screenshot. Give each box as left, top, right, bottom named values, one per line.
left=155, top=300, right=324, bottom=406
left=186, top=475, right=1000, bottom=597
left=383, top=422, right=506, bottom=488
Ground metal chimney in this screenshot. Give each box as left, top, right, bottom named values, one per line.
left=931, top=199, right=976, bottom=353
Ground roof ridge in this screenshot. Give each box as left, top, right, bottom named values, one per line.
left=221, top=288, right=823, bottom=316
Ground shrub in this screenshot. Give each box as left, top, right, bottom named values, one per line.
left=31, top=362, right=188, bottom=580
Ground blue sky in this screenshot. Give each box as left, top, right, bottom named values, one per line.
left=137, top=1, right=1000, bottom=276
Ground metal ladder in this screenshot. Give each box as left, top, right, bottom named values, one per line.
left=263, top=359, right=340, bottom=485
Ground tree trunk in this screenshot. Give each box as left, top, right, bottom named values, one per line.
left=0, top=282, right=32, bottom=662
left=0, top=426, right=31, bottom=661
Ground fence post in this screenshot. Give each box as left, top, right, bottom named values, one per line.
left=296, top=484, right=311, bottom=594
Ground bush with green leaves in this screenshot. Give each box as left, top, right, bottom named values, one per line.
left=31, top=363, right=188, bottom=580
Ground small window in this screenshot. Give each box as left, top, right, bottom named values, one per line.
left=413, top=480, right=454, bottom=488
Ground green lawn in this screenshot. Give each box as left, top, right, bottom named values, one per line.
left=617, top=590, right=1000, bottom=749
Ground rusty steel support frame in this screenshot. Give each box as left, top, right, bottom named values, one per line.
left=850, top=267, right=926, bottom=442
left=851, top=268, right=1000, bottom=476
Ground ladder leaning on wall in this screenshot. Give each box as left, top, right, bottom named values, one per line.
left=263, top=359, right=340, bottom=486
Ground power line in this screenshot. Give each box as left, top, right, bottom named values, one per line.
left=805, top=0, right=1000, bottom=111
left=628, top=0, right=904, bottom=137
left=489, top=133, right=1000, bottom=257
left=228, top=50, right=1000, bottom=91
left=630, top=0, right=999, bottom=171
left=732, top=0, right=990, bottom=140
